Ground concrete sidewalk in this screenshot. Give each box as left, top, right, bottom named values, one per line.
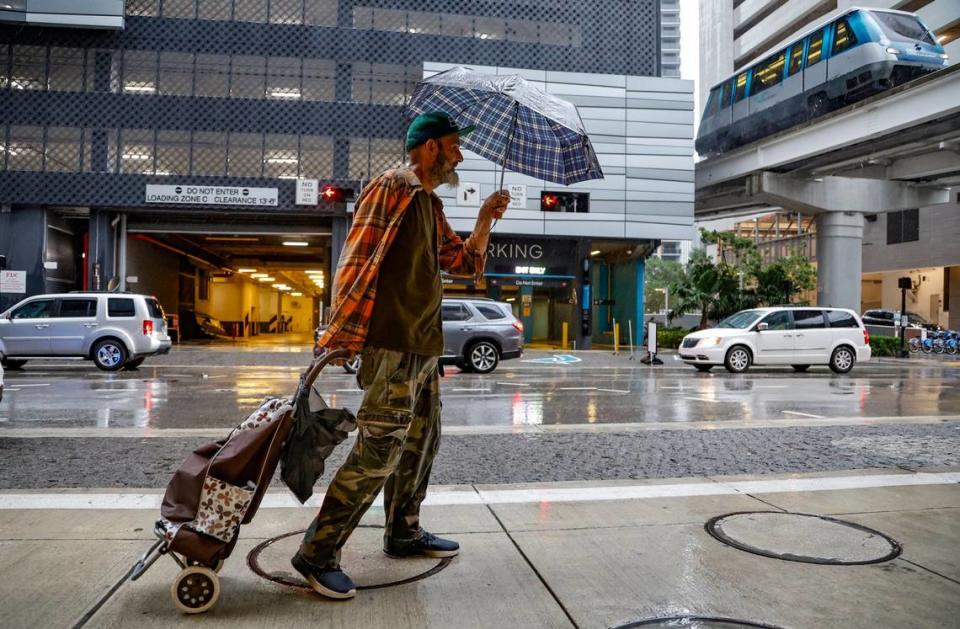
left=1, top=468, right=958, bottom=628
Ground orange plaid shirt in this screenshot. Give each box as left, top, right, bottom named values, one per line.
left=317, top=167, right=487, bottom=353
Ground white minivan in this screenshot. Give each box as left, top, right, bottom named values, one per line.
left=679, top=307, right=871, bottom=374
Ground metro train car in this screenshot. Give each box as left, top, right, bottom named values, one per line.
left=696, top=7, right=948, bottom=156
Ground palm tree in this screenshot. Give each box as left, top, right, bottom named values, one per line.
left=669, top=250, right=744, bottom=329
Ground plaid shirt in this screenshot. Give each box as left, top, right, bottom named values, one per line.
left=317, top=167, right=486, bottom=353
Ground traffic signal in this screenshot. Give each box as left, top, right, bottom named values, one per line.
left=320, top=184, right=353, bottom=203
left=540, top=191, right=589, bottom=212
left=541, top=192, right=559, bottom=210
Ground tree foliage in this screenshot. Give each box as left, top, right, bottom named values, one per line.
left=644, top=257, right=684, bottom=313
left=668, top=229, right=817, bottom=328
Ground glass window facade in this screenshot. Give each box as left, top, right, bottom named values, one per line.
left=1, top=0, right=660, bottom=210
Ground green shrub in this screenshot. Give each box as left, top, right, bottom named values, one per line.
left=656, top=327, right=691, bottom=349
left=869, top=335, right=901, bottom=358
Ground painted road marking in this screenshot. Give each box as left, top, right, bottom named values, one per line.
left=1, top=383, right=51, bottom=388
left=1, top=472, right=957, bottom=510
left=596, top=388, right=631, bottom=394
left=782, top=410, right=825, bottom=418
left=451, top=388, right=492, bottom=392
left=684, top=396, right=719, bottom=403
left=521, top=354, right=582, bottom=365
left=557, top=387, right=597, bottom=390
left=496, top=382, right=531, bottom=387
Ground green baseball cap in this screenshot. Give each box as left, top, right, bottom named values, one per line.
left=405, top=111, right=475, bottom=152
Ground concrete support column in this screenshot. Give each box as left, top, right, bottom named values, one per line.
left=327, top=213, right=349, bottom=310
left=87, top=209, right=115, bottom=292
left=0, top=206, right=46, bottom=311
left=118, top=213, right=128, bottom=291
left=635, top=257, right=646, bottom=346
left=597, top=260, right=610, bottom=333
left=815, top=212, right=864, bottom=312
left=575, top=241, right=592, bottom=350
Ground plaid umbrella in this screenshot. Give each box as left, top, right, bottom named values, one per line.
left=407, top=66, right=604, bottom=186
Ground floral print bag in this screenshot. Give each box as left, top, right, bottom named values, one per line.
left=188, top=477, right=257, bottom=542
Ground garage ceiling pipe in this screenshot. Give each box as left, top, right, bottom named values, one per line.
left=133, top=234, right=233, bottom=274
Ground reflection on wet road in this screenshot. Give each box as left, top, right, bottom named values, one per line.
left=1, top=362, right=958, bottom=430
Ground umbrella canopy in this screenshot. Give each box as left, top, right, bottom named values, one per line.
left=407, top=66, right=604, bottom=186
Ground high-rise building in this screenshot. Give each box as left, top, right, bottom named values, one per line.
left=1, top=1, right=693, bottom=347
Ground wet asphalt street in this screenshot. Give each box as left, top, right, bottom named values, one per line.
left=1, top=343, right=958, bottom=488
left=1, top=351, right=958, bottom=430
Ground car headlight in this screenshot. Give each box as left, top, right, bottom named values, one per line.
left=885, top=47, right=899, bottom=55
left=706, top=337, right=724, bottom=346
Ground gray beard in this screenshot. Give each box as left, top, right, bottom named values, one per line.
left=440, top=168, right=460, bottom=188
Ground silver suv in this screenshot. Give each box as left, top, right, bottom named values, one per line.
left=0, top=292, right=172, bottom=371
left=314, top=297, right=524, bottom=374
left=441, top=297, right=523, bottom=373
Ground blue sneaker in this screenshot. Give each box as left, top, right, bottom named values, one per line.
left=291, top=552, right=356, bottom=600
left=384, top=531, right=460, bottom=558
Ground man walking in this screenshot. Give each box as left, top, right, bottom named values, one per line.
left=292, top=111, right=510, bottom=599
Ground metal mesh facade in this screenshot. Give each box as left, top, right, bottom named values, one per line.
left=1, top=0, right=660, bottom=212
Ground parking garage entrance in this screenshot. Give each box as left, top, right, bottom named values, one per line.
left=121, top=217, right=331, bottom=342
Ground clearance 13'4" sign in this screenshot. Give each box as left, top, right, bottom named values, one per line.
left=145, top=185, right=278, bottom=207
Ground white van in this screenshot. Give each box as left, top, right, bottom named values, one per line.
left=679, top=307, right=871, bottom=374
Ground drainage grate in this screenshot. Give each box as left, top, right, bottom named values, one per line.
left=706, top=511, right=901, bottom=565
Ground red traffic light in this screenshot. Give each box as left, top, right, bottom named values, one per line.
left=320, top=184, right=343, bottom=202
left=541, top=192, right=559, bottom=210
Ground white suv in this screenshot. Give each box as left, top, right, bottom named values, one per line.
left=0, top=292, right=172, bottom=371
left=679, top=307, right=871, bottom=374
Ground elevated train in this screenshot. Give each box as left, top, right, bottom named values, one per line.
left=696, top=7, right=948, bottom=155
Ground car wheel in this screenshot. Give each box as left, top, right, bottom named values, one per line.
left=829, top=346, right=855, bottom=374
left=724, top=346, right=751, bottom=373
left=123, top=357, right=146, bottom=370
left=791, top=365, right=810, bottom=372
left=694, top=365, right=713, bottom=373
left=466, top=341, right=499, bottom=374
left=1, top=359, right=27, bottom=370
left=93, top=339, right=128, bottom=371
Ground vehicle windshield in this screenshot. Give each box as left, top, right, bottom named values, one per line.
left=906, top=312, right=930, bottom=325
left=717, top=310, right=764, bottom=329
left=874, top=12, right=936, bottom=45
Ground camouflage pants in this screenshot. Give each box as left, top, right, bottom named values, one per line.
left=300, top=346, right=441, bottom=568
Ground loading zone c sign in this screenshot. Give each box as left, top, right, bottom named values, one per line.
left=146, top=184, right=278, bottom=207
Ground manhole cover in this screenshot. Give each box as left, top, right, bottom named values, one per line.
left=612, top=616, right=785, bottom=628
left=247, top=526, right=452, bottom=590
left=706, top=511, right=901, bottom=565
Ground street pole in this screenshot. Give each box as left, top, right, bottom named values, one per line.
left=665, top=287, right=669, bottom=322
left=897, top=276, right=911, bottom=358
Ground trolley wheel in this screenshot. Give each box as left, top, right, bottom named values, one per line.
left=186, top=556, right=225, bottom=573
left=171, top=566, right=220, bottom=614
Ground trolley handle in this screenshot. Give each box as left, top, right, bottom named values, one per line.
left=298, top=348, right=352, bottom=395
